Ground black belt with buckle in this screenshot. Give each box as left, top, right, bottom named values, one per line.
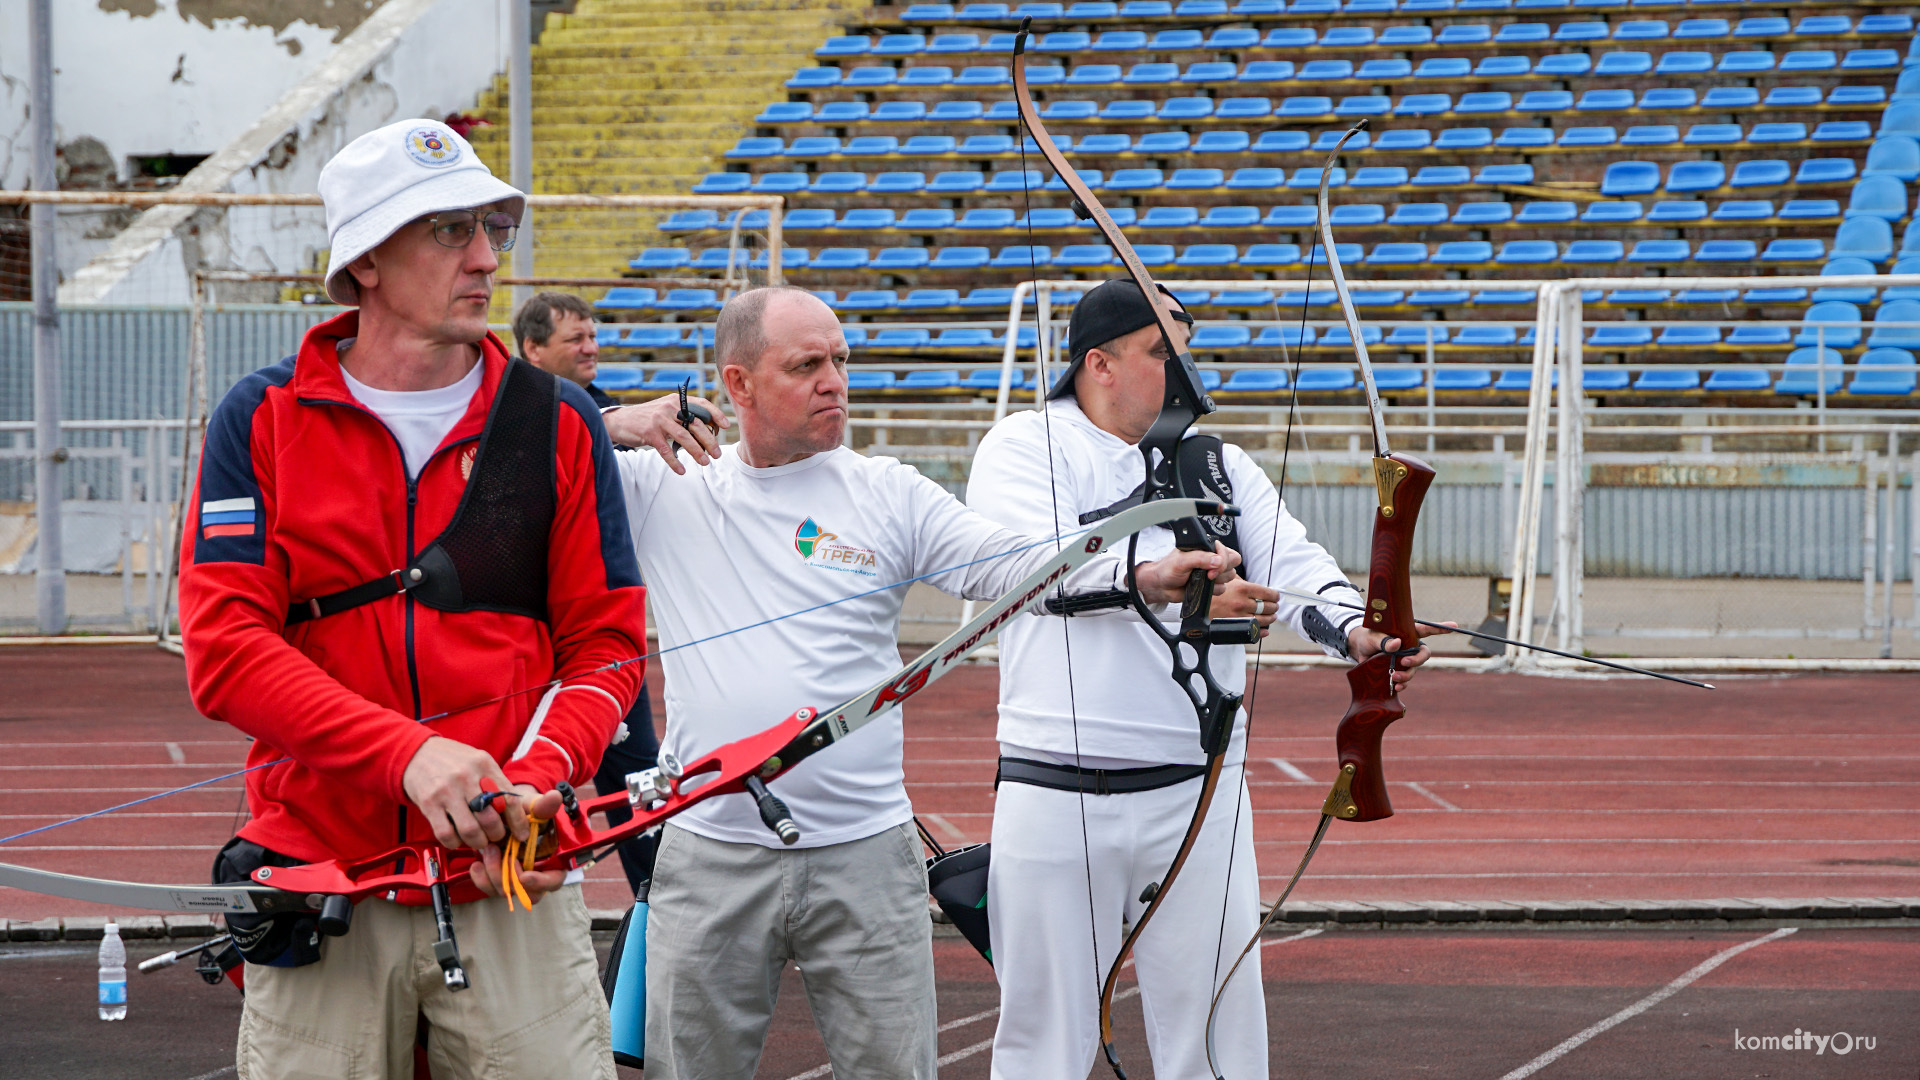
left=994, top=756, right=1208, bottom=796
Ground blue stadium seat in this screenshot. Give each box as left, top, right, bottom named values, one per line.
left=1701, top=86, right=1760, bottom=110
left=1458, top=203, right=1518, bottom=227
left=1810, top=258, right=1879, bottom=304
left=1845, top=175, right=1907, bottom=223
left=1748, top=123, right=1807, bottom=145
left=900, top=369, right=961, bottom=390
left=1300, top=60, right=1356, bottom=81
left=1436, top=126, right=1494, bottom=149
left=1728, top=160, right=1790, bottom=188
left=1516, top=90, right=1574, bottom=112
left=1774, top=347, right=1847, bottom=394
left=1242, top=244, right=1301, bottom=267
left=1555, top=21, right=1607, bottom=41
left=1416, top=165, right=1472, bottom=186
left=1850, top=348, right=1919, bottom=394
left=1779, top=50, right=1838, bottom=73
left=1412, top=58, right=1471, bottom=80
left=1190, top=325, right=1253, bottom=350
left=1864, top=136, right=1920, bottom=182
left=1289, top=166, right=1348, bottom=189
left=1221, top=369, right=1289, bottom=393
left=1623, top=125, right=1681, bottom=148
left=1761, top=238, right=1826, bottom=262
left=1634, top=369, right=1700, bottom=391
left=1294, top=368, right=1356, bottom=391
left=1702, top=368, right=1772, bottom=392
left=1888, top=256, right=1920, bottom=299
left=1347, top=167, right=1408, bottom=188
left=1497, top=240, right=1558, bottom=264
left=1814, top=121, right=1873, bottom=143
left=898, top=290, right=960, bottom=311
left=1565, top=240, right=1626, bottom=264
left=1367, top=243, right=1429, bottom=265
left=1631, top=240, right=1691, bottom=264
left=1795, top=300, right=1864, bottom=347
left=1732, top=16, right=1787, bottom=37
left=1654, top=52, right=1712, bottom=75
left=1673, top=18, right=1729, bottom=39
left=1681, top=123, right=1740, bottom=147
left=1717, top=51, right=1776, bottom=74
left=1560, top=126, right=1617, bottom=148
left=1841, top=48, right=1900, bottom=71
left=1328, top=203, right=1386, bottom=227
left=1602, top=161, right=1662, bottom=196
left=1648, top=200, right=1707, bottom=223
left=1473, top=57, right=1529, bottom=78
left=1360, top=58, right=1415, bottom=80
left=1869, top=298, right=1920, bottom=347
left=1594, top=51, right=1653, bottom=76
left=1183, top=61, right=1238, bottom=84
left=1796, top=158, right=1858, bottom=185
left=836, top=290, right=899, bottom=313
left=1588, top=325, right=1653, bottom=347
left=1433, top=368, right=1492, bottom=390
left=1392, top=95, right=1454, bottom=121
left=594, top=287, right=657, bottom=311
left=786, top=67, right=841, bottom=89
left=874, top=247, right=932, bottom=271
left=1829, top=86, right=1888, bottom=108
left=1760, top=86, right=1820, bottom=110
left=1707, top=200, right=1771, bottom=222
left=1577, top=88, right=1635, bottom=112
left=1527, top=54, right=1589, bottom=78
left=1656, top=325, right=1719, bottom=346
left=1516, top=202, right=1576, bottom=224
left=1694, top=240, right=1758, bottom=262
left=1859, top=14, right=1915, bottom=34
left=1239, top=60, right=1297, bottom=82
left=1488, top=128, right=1547, bottom=150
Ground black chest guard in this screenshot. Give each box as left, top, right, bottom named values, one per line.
left=287, top=359, right=559, bottom=627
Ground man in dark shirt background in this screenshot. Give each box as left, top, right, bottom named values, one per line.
left=514, top=290, right=657, bottom=892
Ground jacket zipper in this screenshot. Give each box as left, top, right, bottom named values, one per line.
left=299, top=394, right=478, bottom=855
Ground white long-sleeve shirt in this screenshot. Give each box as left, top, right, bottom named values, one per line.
left=966, top=399, right=1364, bottom=767
left=617, top=443, right=1068, bottom=848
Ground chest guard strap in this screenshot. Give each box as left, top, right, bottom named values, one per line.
left=286, top=360, right=559, bottom=627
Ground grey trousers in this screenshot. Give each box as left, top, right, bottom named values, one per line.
left=644, top=821, right=938, bottom=1080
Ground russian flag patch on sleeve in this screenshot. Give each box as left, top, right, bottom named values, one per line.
left=201, top=497, right=257, bottom=539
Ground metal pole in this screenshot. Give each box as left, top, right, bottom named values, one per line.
left=29, top=0, right=64, bottom=634
left=509, top=0, right=532, bottom=313
left=1883, top=431, right=1898, bottom=659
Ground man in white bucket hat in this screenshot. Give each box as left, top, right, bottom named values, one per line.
left=179, top=118, right=644, bottom=1079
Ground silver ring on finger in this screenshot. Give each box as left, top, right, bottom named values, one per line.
left=1253, top=599, right=1265, bottom=616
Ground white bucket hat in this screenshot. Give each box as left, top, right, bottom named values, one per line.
left=318, top=119, right=526, bottom=306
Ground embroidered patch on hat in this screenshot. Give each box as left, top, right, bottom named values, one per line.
left=403, top=127, right=461, bottom=168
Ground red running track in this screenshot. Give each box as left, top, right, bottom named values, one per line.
left=1, top=646, right=1916, bottom=920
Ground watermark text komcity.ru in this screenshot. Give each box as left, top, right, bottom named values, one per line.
left=1733, top=1029, right=1877, bottom=1055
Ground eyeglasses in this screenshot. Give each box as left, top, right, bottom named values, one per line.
left=424, top=209, right=518, bottom=252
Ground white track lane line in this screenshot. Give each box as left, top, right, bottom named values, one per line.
left=777, top=929, right=1325, bottom=1079
left=164, top=742, right=186, bottom=765
left=1267, top=758, right=1313, bottom=783
left=1403, top=782, right=1461, bottom=811
left=922, top=813, right=971, bottom=846
left=1498, top=927, right=1797, bottom=1080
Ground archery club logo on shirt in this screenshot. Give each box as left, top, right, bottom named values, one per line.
left=794, top=517, right=878, bottom=577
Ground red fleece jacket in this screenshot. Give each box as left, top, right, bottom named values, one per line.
left=179, top=311, right=645, bottom=884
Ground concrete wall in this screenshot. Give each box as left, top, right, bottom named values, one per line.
left=0, top=0, right=509, bottom=305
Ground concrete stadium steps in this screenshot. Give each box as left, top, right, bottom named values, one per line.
left=461, top=0, right=859, bottom=289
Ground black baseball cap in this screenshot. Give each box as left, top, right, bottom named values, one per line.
left=1049, top=279, right=1194, bottom=400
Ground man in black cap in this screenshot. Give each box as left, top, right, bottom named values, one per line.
left=966, top=278, right=1439, bottom=1078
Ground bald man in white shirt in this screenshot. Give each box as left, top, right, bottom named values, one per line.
left=600, top=287, right=1234, bottom=1080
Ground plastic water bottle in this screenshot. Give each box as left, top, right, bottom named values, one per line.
left=97, top=922, right=126, bottom=1021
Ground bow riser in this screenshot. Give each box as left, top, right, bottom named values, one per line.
left=1362, top=453, right=1436, bottom=647
left=1323, top=452, right=1434, bottom=823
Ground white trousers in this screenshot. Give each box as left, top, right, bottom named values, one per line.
left=986, top=762, right=1268, bottom=1080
